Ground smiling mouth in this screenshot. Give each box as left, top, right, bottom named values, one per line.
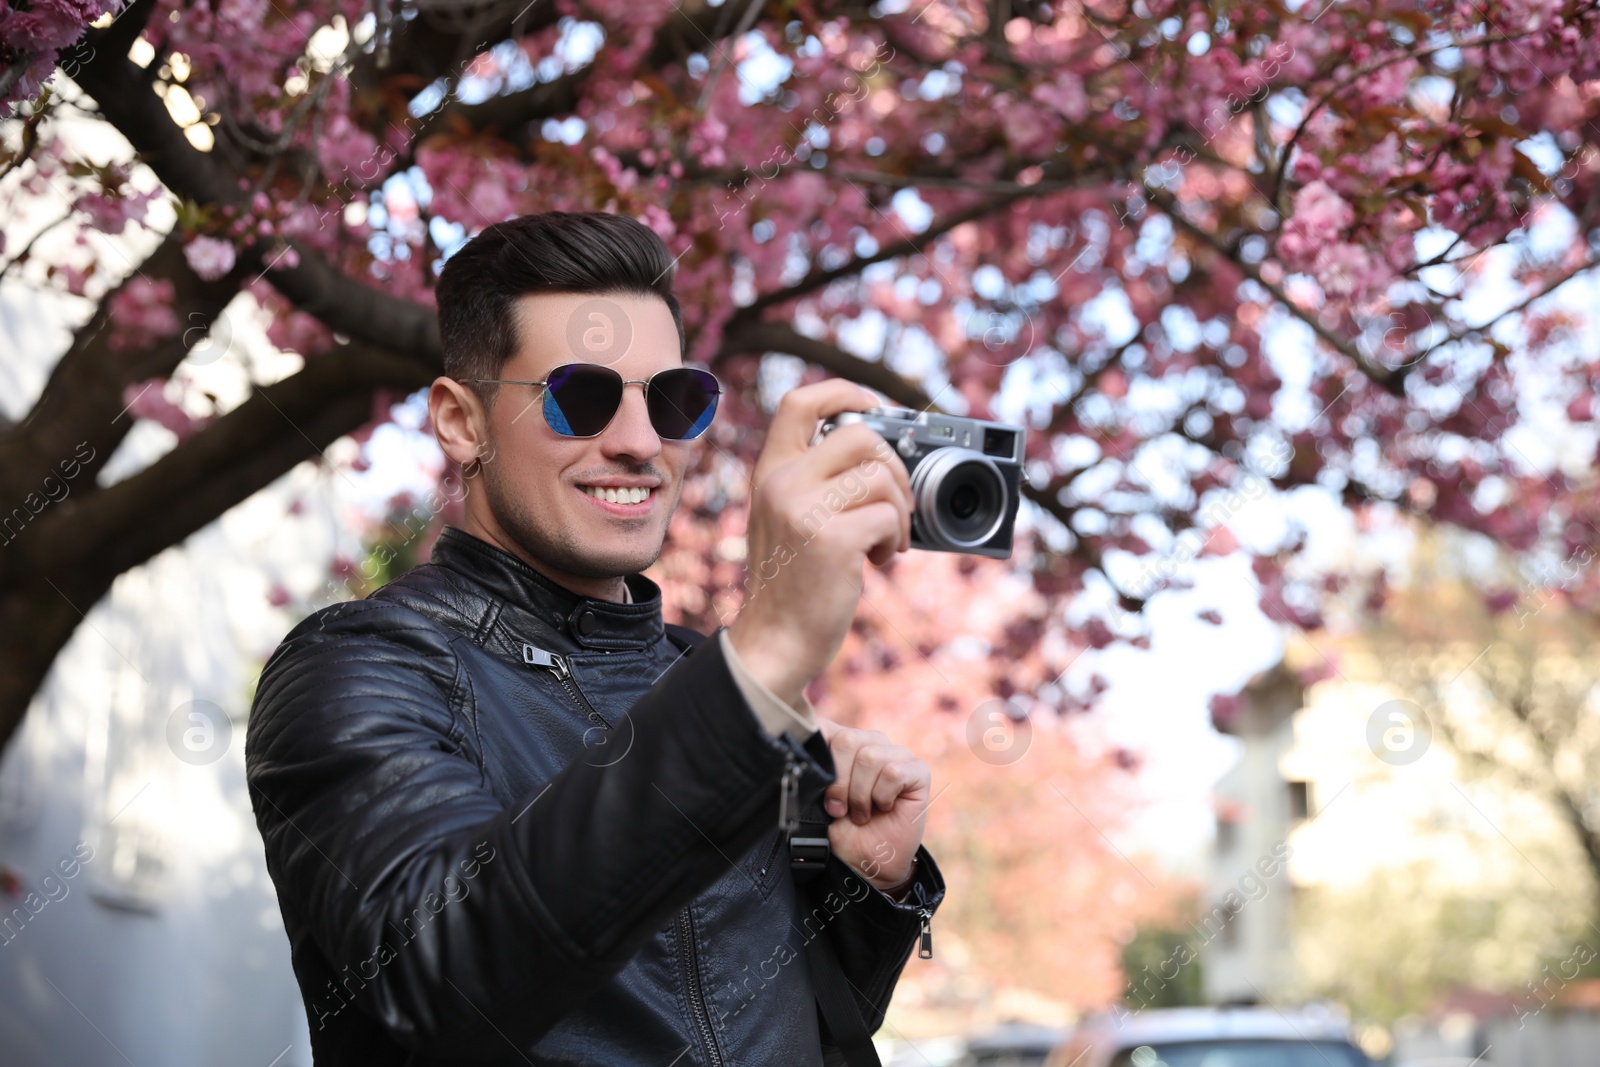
left=580, top=485, right=654, bottom=506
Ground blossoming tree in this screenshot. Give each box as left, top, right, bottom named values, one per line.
left=1, top=0, right=1598, bottom=765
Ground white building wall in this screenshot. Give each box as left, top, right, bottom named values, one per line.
left=1202, top=666, right=1302, bottom=1005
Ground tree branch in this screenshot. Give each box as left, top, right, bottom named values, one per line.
left=716, top=320, right=936, bottom=411
left=1146, top=187, right=1407, bottom=396
left=0, top=233, right=248, bottom=510
left=1411, top=256, right=1599, bottom=364
left=23, top=343, right=436, bottom=582
left=735, top=189, right=1031, bottom=319
left=1267, top=28, right=1545, bottom=214
left=69, top=22, right=442, bottom=362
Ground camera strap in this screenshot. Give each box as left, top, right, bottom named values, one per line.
left=791, top=830, right=884, bottom=1067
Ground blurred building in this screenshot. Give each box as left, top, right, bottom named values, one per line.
left=0, top=490, right=322, bottom=1066
left=1199, top=633, right=1594, bottom=1059
left=1200, top=661, right=1302, bottom=1005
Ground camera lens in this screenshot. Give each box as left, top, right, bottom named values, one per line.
left=949, top=484, right=980, bottom=520
left=910, top=448, right=1007, bottom=549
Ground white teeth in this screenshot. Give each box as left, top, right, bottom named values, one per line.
left=584, top=486, right=651, bottom=504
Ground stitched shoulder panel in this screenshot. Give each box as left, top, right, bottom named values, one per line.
left=251, top=596, right=466, bottom=760
left=367, top=562, right=497, bottom=639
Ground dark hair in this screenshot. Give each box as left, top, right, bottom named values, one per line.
left=435, top=212, right=686, bottom=399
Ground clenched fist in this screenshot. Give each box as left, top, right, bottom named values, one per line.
left=817, top=717, right=930, bottom=893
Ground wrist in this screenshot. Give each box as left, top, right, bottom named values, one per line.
left=725, top=618, right=807, bottom=706
left=869, top=855, right=918, bottom=900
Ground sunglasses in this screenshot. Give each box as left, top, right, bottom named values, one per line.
left=474, top=364, right=722, bottom=441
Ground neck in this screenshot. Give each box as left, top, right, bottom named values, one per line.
left=457, top=513, right=629, bottom=604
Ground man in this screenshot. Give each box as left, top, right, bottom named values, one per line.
left=246, top=211, right=944, bottom=1066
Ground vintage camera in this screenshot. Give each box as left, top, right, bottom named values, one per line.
left=818, top=407, right=1026, bottom=559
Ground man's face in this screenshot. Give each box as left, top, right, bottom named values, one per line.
left=476, top=291, right=693, bottom=582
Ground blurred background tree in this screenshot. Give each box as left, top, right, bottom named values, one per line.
left=1120, top=922, right=1208, bottom=1009
left=2, top=0, right=1598, bottom=757
left=1280, top=527, right=1600, bottom=1026
left=1371, top=530, right=1600, bottom=914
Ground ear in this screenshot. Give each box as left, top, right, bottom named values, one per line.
left=430, top=377, right=491, bottom=468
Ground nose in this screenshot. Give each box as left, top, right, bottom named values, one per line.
left=599, top=382, right=663, bottom=464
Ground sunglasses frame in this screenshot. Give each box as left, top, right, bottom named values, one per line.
left=471, top=363, right=722, bottom=441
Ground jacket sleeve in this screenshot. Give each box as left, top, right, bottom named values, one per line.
left=245, top=599, right=834, bottom=1059
left=817, top=843, right=945, bottom=1037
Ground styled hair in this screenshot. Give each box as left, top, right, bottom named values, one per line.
left=435, top=212, right=685, bottom=400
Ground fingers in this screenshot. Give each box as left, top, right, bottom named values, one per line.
left=824, top=728, right=926, bottom=824
left=823, top=501, right=905, bottom=572
left=760, top=427, right=909, bottom=557
left=757, top=381, right=882, bottom=477
left=793, top=425, right=913, bottom=555
left=795, top=422, right=901, bottom=485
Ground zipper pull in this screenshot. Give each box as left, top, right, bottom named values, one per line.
left=523, top=643, right=570, bottom=678
left=778, top=756, right=801, bottom=834
left=917, top=909, right=933, bottom=959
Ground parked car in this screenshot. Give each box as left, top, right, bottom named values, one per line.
left=956, top=1021, right=1072, bottom=1066
left=1045, top=1005, right=1372, bottom=1067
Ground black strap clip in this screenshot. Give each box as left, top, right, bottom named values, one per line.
left=789, top=834, right=830, bottom=881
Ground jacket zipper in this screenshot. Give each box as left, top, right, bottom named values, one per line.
left=907, top=877, right=933, bottom=958
left=777, top=754, right=801, bottom=834
left=523, top=643, right=613, bottom=731
left=756, top=830, right=783, bottom=880
left=528, top=640, right=723, bottom=1063
left=767, top=752, right=805, bottom=880
left=677, top=906, right=725, bottom=1067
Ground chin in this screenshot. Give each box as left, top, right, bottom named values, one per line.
left=560, top=523, right=668, bottom=578
left=566, top=545, right=664, bottom=580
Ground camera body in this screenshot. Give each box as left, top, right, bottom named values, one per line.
left=819, top=407, right=1026, bottom=560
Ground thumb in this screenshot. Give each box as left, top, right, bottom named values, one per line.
left=756, top=381, right=882, bottom=480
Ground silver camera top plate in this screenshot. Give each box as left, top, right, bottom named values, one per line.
left=822, top=407, right=1025, bottom=463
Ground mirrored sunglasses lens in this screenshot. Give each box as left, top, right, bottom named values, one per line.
left=647, top=369, right=720, bottom=440
left=544, top=364, right=623, bottom=437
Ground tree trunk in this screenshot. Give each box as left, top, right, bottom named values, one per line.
left=0, top=346, right=436, bottom=755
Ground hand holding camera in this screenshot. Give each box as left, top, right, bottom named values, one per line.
left=726, top=382, right=1026, bottom=707
left=726, top=381, right=912, bottom=706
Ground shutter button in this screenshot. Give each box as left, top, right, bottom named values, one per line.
left=576, top=610, right=598, bottom=636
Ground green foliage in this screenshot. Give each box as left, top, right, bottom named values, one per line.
left=1120, top=924, right=1206, bottom=1009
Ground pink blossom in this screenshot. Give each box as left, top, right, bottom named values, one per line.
left=0, top=0, right=105, bottom=54
left=317, top=112, right=382, bottom=188
left=184, top=236, right=237, bottom=281
left=1312, top=242, right=1385, bottom=299
left=998, top=98, right=1059, bottom=156
left=58, top=263, right=91, bottom=296
left=1032, top=73, right=1089, bottom=122
left=1278, top=180, right=1354, bottom=270
left=635, top=203, right=676, bottom=241
left=107, top=277, right=180, bottom=352
left=73, top=162, right=158, bottom=235
left=1209, top=692, right=1243, bottom=729
left=266, top=308, right=334, bottom=358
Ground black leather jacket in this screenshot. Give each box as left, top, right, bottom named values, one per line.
left=246, top=526, right=945, bottom=1065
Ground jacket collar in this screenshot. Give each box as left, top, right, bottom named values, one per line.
left=430, top=525, right=665, bottom=650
